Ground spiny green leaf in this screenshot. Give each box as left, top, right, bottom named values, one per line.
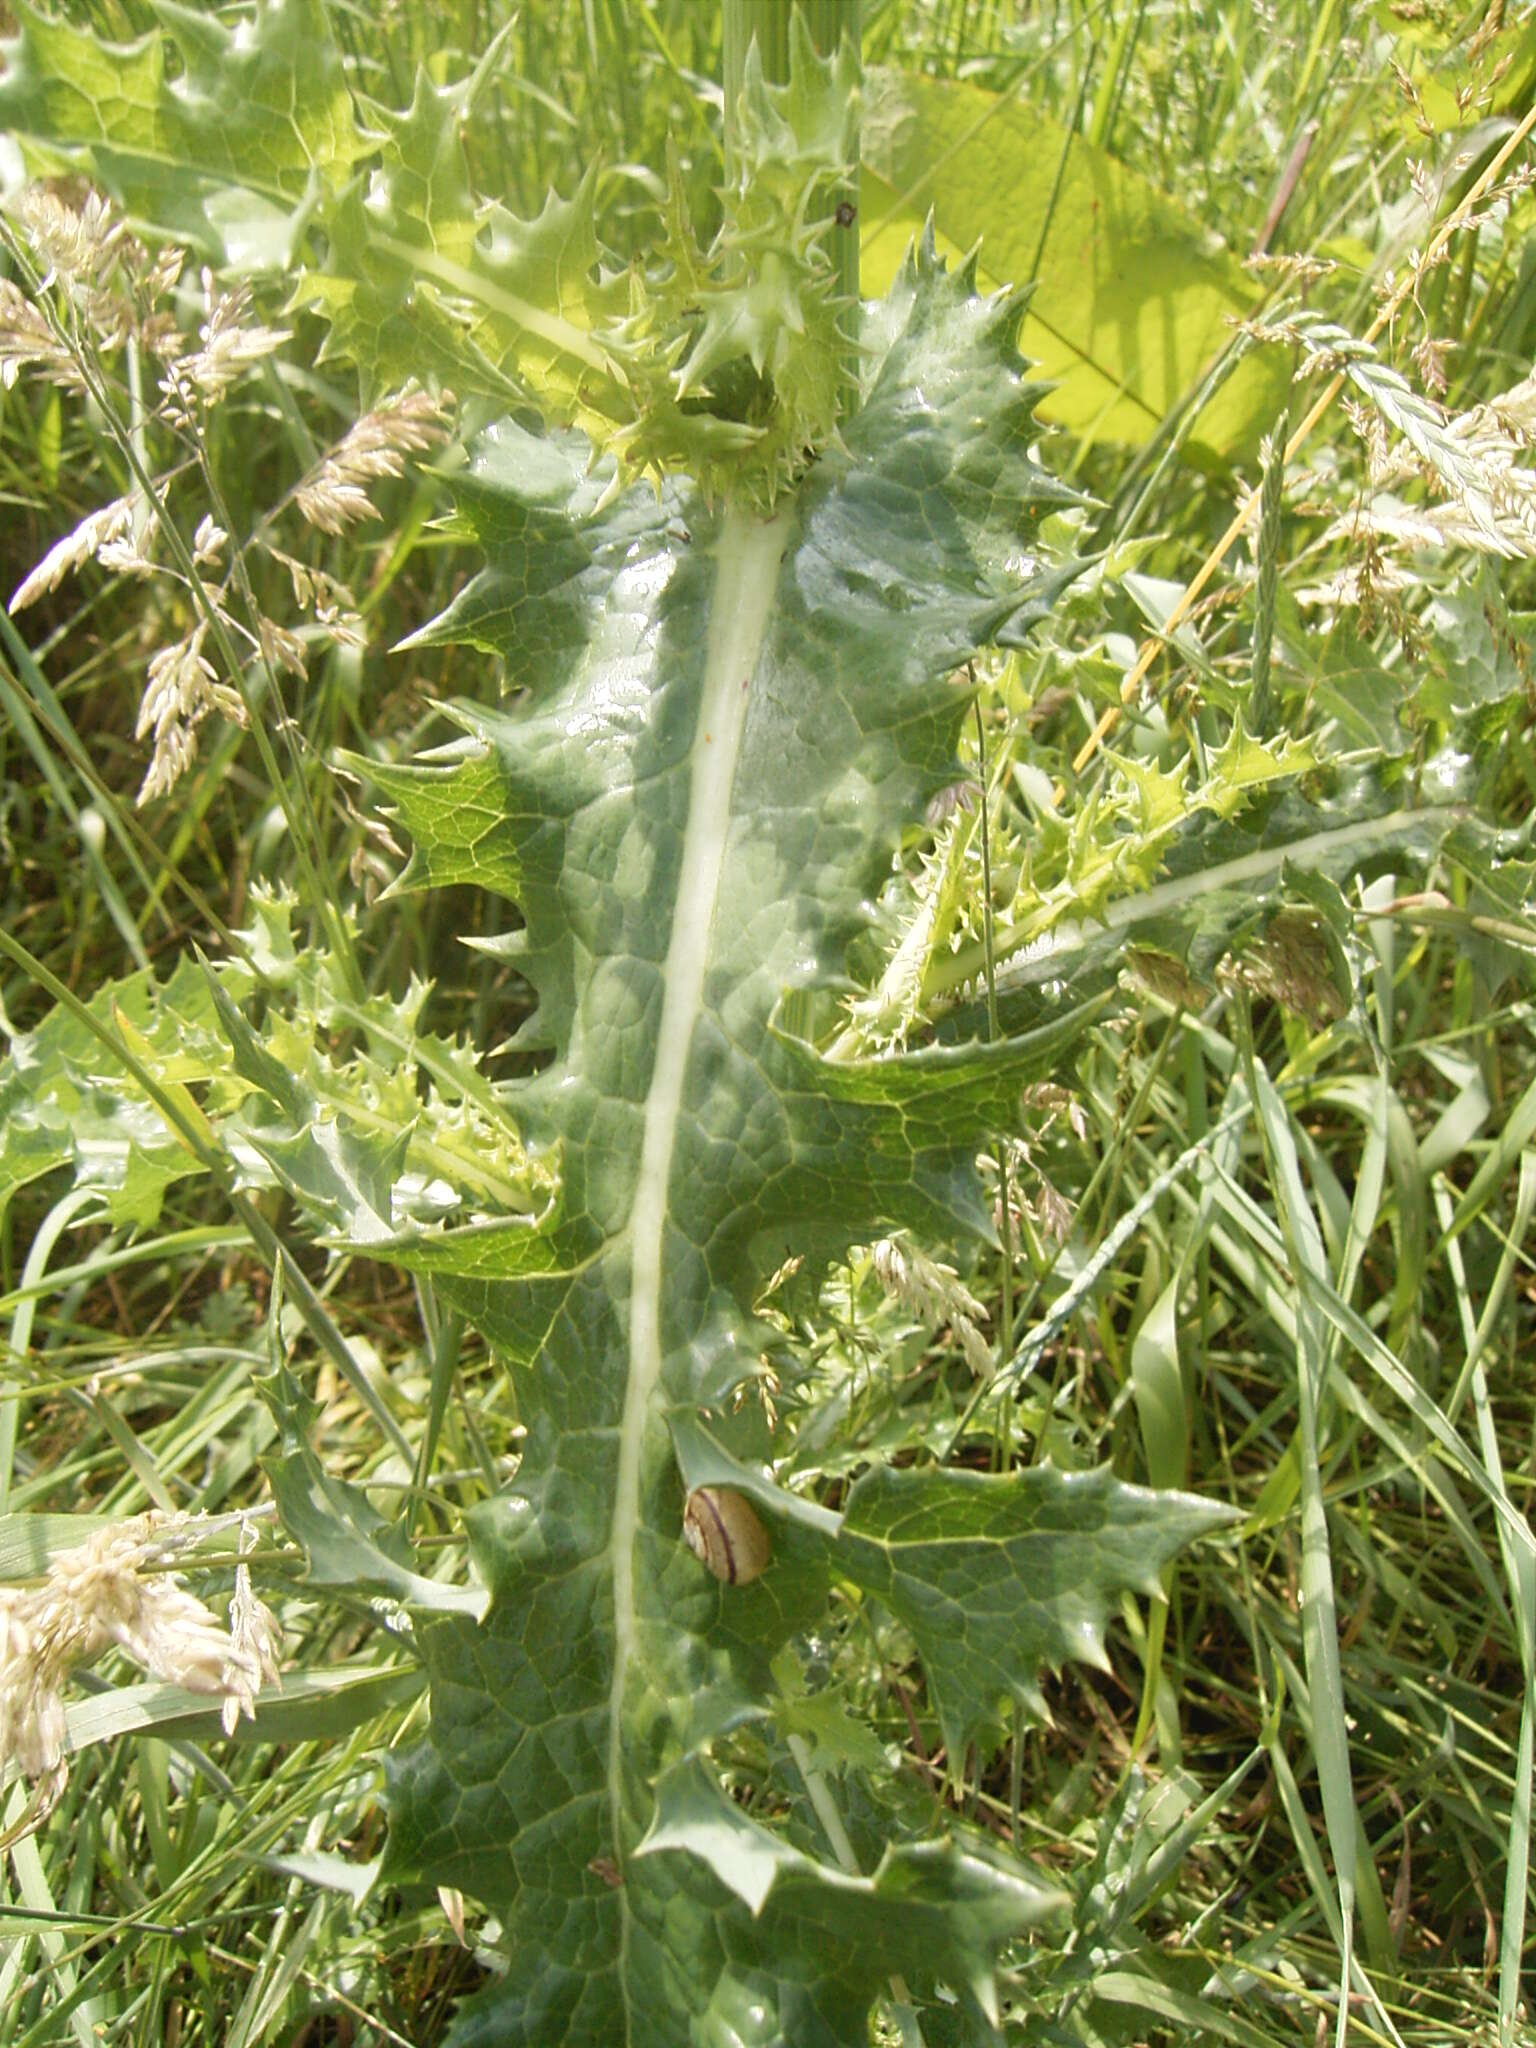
left=940, top=778, right=1481, bottom=1041
left=1420, top=565, right=1533, bottom=729
left=291, top=67, right=621, bottom=407
left=0, top=890, right=544, bottom=1234
left=353, top=237, right=1222, bottom=2045
left=836, top=1463, right=1236, bottom=1764
left=1310, top=623, right=1416, bottom=755
left=770, top=1645, right=888, bottom=1775
left=641, top=1761, right=1066, bottom=2032
left=1199, top=719, right=1318, bottom=822
left=1111, top=750, right=1191, bottom=837
left=1, top=8, right=860, bottom=498
left=0, top=951, right=243, bottom=1226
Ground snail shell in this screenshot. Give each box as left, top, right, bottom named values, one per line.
left=682, top=1487, right=771, bottom=1585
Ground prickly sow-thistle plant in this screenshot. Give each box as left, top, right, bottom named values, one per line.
left=0, top=9, right=1235, bottom=2038
left=337, top=54, right=1238, bottom=2048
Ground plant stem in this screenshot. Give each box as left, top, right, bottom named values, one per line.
left=974, top=697, right=1015, bottom=1378
left=787, top=1730, right=924, bottom=2043
left=1249, top=412, right=1288, bottom=737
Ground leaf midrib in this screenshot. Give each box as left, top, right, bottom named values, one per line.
left=605, top=496, right=794, bottom=2007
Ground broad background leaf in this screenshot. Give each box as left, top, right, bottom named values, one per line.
left=860, top=67, right=1291, bottom=458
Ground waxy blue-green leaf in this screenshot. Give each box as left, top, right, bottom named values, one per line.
left=836, top=1463, right=1236, bottom=1765
left=354, top=238, right=1227, bottom=2045
left=641, top=1761, right=1066, bottom=2031
left=257, top=1358, right=485, bottom=1618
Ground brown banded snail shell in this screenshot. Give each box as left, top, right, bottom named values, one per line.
left=683, top=1487, right=771, bottom=1585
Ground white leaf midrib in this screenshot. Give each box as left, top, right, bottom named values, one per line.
left=606, top=499, right=792, bottom=2005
